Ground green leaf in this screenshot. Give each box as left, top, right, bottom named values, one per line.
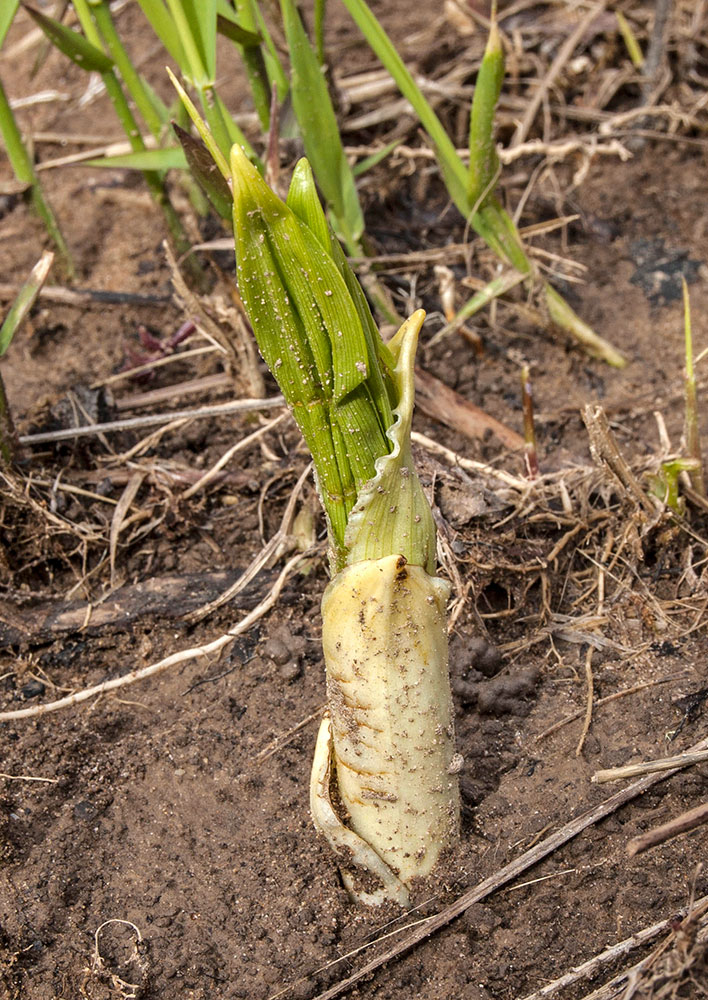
left=0, top=0, right=20, bottom=49
left=279, top=0, right=364, bottom=247
left=287, top=158, right=396, bottom=418
left=468, top=16, right=504, bottom=206
left=231, top=145, right=392, bottom=558
left=165, top=0, right=217, bottom=86
left=0, top=251, right=53, bottom=357
left=135, top=0, right=185, bottom=66
left=166, top=67, right=230, bottom=179
left=352, top=140, right=400, bottom=176
left=339, top=0, right=468, bottom=215
left=23, top=5, right=114, bottom=73
left=286, top=158, right=331, bottom=250
left=216, top=12, right=261, bottom=47
left=173, top=123, right=233, bottom=220
left=85, top=147, right=188, bottom=171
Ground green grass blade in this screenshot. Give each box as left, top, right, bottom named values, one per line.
left=90, top=0, right=165, bottom=137
left=544, top=284, right=626, bottom=368
left=314, top=0, right=326, bottom=65
left=164, top=0, right=216, bottom=85
left=167, top=67, right=230, bottom=178
left=475, top=198, right=531, bottom=273
left=0, top=76, right=36, bottom=188
left=209, top=88, right=258, bottom=163
left=23, top=5, right=114, bottom=73
left=247, top=1, right=289, bottom=101
left=428, top=269, right=527, bottom=345
left=215, top=9, right=261, bottom=47
left=0, top=1, right=20, bottom=48
left=468, top=10, right=504, bottom=206
left=279, top=0, right=364, bottom=248
left=616, top=11, right=643, bottom=69
left=0, top=75, right=73, bottom=275
left=217, top=8, right=271, bottom=130
left=0, top=250, right=54, bottom=356
left=352, top=140, right=400, bottom=176
left=138, top=76, right=171, bottom=127
left=0, top=248, right=53, bottom=465
left=339, top=0, right=468, bottom=215
left=85, top=147, right=188, bottom=170
left=135, top=0, right=185, bottom=65
left=682, top=278, right=705, bottom=495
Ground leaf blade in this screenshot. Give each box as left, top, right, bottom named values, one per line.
left=23, top=4, right=114, bottom=73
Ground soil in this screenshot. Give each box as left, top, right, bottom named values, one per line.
left=1, top=3, right=707, bottom=999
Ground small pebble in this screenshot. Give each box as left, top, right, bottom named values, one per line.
left=73, top=800, right=97, bottom=821
left=279, top=659, right=302, bottom=683
left=21, top=680, right=46, bottom=700
left=262, top=637, right=291, bottom=666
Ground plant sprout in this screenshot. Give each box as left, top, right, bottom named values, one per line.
left=338, top=0, right=626, bottom=367
left=682, top=279, right=704, bottom=497
left=24, top=0, right=205, bottom=284
left=0, top=250, right=54, bottom=465
left=0, top=2, right=72, bottom=275
left=231, top=147, right=460, bottom=904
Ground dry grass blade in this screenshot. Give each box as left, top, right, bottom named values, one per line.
left=593, top=749, right=708, bottom=784
left=18, top=397, right=286, bottom=445
left=627, top=800, right=708, bottom=857
left=575, top=896, right=708, bottom=1000
left=511, top=1, right=607, bottom=147
left=519, top=894, right=708, bottom=1000
left=575, top=645, right=595, bottom=756
left=0, top=771, right=59, bottom=783
left=109, top=470, right=145, bottom=587
left=0, top=549, right=309, bottom=722
left=582, top=404, right=658, bottom=517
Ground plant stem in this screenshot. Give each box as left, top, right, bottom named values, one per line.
left=521, top=364, right=539, bottom=478
left=0, top=76, right=73, bottom=277
left=683, top=278, right=705, bottom=496
left=72, top=0, right=205, bottom=286
left=544, top=284, right=626, bottom=368
left=0, top=369, right=18, bottom=466
left=89, top=0, right=166, bottom=138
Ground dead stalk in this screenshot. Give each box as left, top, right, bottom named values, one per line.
left=0, top=550, right=309, bottom=722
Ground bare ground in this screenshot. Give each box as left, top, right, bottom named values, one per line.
left=1, top=2, right=707, bottom=999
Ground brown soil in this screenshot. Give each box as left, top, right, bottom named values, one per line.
left=1, top=3, right=707, bottom=1000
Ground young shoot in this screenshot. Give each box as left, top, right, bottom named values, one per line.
left=682, top=279, right=705, bottom=497
left=339, top=0, right=627, bottom=367
left=231, top=147, right=460, bottom=905
left=0, top=250, right=54, bottom=465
